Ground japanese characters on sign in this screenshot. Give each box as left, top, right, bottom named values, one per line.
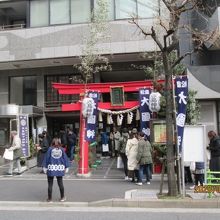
left=175, top=76, right=188, bottom=152
left=18, top=115, right=29, bottom=157
left=85, top=91, right=99, bottom=142
left=139, top=88, right=151, bottom=139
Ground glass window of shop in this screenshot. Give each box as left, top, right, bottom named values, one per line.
left=30, top=0, right=49, bottom=27
left=50, top=0, right=70, bottom=25
left=71, top=0, right=91, bottom=24
left=10, top=76, right=37, bottom=106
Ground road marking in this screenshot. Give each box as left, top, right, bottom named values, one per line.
left=104, top=158, right=116, bottom=179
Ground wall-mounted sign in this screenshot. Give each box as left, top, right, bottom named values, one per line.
left=150, top=120, right=167, bottom=144
left=151, top=120, right=175, bottom=144
left=110, top=86, right=124, bottom=106
left=18, top=115, right=30, bottom=157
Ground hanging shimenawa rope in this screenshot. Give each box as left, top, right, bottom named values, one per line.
left=98, top=105, right=139, bottom=115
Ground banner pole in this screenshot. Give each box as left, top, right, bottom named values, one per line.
left=172, top=76, right=182, bottom=195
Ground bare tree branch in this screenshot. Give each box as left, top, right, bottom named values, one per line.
left=162, top=0, right=172, bottom=11
left=159, top=18, right=169, bottom=33
left=131, top=18, right=164, bottom=51
left=171, top=50, right=194, bottom=69
left=167, top=39, right=179, bottom=53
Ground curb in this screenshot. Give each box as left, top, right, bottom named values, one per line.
left=0, top=198, right=220, bottom=209
left=90, top=198, right=220, bottom=208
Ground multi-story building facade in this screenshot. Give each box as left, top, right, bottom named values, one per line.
left=0, top=0, right=220, bottom=153
left=0, top=0, right=162, bottom=151
left=181, top=0, right=220, bottom=135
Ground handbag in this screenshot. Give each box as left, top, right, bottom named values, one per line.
left=117, top=156, right=124, bottom=169
left=3, top=149, right=14, bottom=160
left=102, top=144, right=109, bottom=152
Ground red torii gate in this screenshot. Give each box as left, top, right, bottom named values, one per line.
left=53, top=80, right=164, bottom=176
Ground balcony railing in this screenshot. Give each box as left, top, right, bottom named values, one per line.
left=0, top=23, right=26, bottom=31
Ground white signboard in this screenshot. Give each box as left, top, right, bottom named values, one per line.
left=182, top=125, right=206, bottom=162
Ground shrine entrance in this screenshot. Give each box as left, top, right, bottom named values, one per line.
left=46, top=112, right=80, bottom=137
left=53, top=80, right=164, bottom=176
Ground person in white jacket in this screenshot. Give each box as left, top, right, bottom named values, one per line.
left=6, top=131, right=23, bottom=176
left=126, top=128, right=139, bottom=182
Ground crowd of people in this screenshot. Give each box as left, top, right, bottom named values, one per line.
left=36, top=127, right=77, bottom=171
left=98, top=127, right=153, bottom=186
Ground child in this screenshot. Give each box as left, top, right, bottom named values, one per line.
left=190, top=161, right=205, bottom=189
left=194, top=162, right=205, bottom=186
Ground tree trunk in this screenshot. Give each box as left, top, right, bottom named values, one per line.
left=163, top=51, right=178, bottom=196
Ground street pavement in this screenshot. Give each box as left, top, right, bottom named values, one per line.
left=0, top=156, right=220, bottom=208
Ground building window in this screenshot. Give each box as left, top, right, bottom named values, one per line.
left=50, top=0, right=70, bottom=25
left=71, top=0, right=91, bottom=24
left=29, top=0, right=159, bottom=28
left=0, top=129, right=6, bottom=146
left=45, top=75, right=80, bottom=108
left=10, top=76, right=37, bottom=106
left=30, top=0, right=49, bottom=27
left=115, top=0, right=137, bottom=19
left=137, top=0, right=159, bottom=18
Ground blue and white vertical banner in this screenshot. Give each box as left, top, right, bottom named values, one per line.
left=18, top=114, right=29, bottom=157
left=85, top=91, right=99, bottom=142
left=175, top=76, right=188, bottom=152
left=139, top=88, right=151, bottom=139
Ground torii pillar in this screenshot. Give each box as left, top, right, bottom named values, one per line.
left=78, top=94, right=90, bottom=176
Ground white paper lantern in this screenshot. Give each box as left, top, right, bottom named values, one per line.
left=149, top=92, right=161, bottom=112
left=82, top=97, right=95, bottom=118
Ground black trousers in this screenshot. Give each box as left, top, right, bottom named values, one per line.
left=120, top=153, right=128, bottom=177
left=184, top=166, right=193, bottom=183
left=47, top=176, right=64, bottom=200
left=128, top=169, right=139, bottom=182
left=195, top=174, right=204, bottom=186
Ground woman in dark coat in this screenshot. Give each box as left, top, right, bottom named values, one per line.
left=36, top=132, right=49, bottom=168
left=207, top=130, right=220, bottom=174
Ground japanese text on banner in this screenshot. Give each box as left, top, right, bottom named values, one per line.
left=175, top=76, right=188, bottom=152
left=139, top=88, right=151, bottom=138
left=85, top=92, right=99, bottom=142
